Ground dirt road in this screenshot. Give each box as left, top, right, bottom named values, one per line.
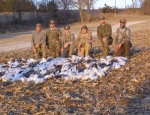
left=0, top=21, right=146, bottom=52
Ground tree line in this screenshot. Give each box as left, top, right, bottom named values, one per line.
left=0, top=0, right=98, bottom=24
left=0, top=0, right=149, bottom=25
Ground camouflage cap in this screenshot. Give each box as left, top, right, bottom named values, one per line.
left=120, top=19, right=126, bottom=23
left=49, top=20, right=55, bottom=24
left=99, top=16, right=105, bottom=20
left=64, top=25, right=70, bottom=30
left=36, top=23, right=41, bottom=27
left=81, top=25, right=88, bottom=29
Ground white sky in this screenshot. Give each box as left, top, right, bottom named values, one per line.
left=94, top=0, right=133, bottom=9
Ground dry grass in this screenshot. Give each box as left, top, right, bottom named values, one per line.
left=0, top=29, right=150, bottom=114
left=1, top=14, right=150, bottom=114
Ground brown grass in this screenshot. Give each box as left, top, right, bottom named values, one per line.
left=0, top=29, right=150, bottom=114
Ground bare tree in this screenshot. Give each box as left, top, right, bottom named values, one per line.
left=56, top=0, right=71, bottom=10
left=138, top=0, right=144, bottom=7
left=132, top=0, right=141, bottom=9
left=132, top=0, right=135, bottom=9
left=114, top=0, right=116, bottom=17
left=70, top=0, right=84, bottom=22
left=140, top=0, right=150, bottom=15
left=83, top=0, right=98, bottom=11
left=131, top=0, right=140, bottom=12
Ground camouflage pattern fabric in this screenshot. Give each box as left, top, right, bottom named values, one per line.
left=78, top=43, right=91, bottom=57
left=115, top=27, right=131, bottom=44
left=97, top=23, right=112, bottom=57
left=114, top=27, right=132, bottom=58
left=76, top=31, right=92, bottom=57
left=34, top=44, right=46, bottom=58
left=46, top=27, right=62, bottom=57
left=76, top=31, right=92, bottom=45
left=114, top=41, right=132, bottom=59
left=61, top=33, right=75, bottom=57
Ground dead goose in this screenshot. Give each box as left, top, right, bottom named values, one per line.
left=114, top=56, right=127, bottom=66
left=0, top=55, right=128, bottom=83
left=39, top=58, right=47, bottom=64
left=26, top=74, right=45, bottom=84
left=1, top=74, right=14, bottom=82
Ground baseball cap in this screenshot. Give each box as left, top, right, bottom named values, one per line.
left=36, top=23, right=41, bottom=27
left=120, top=19, right=126, bottom=23
left=64, top=25, right=70, bottom=30
left=49, top=20, right=55, bottom=24
left=81, top=25, right=88, bottom=29
left=99, top=16, right=105, bottom=20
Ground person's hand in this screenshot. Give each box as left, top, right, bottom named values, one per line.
left=56, top=40, right=59, bottom=43
left=78, top=43, right=81, bottom=48
left=67, top=42, right=72, bottom=44
left=35, top=44, right=39, bottom=48
left=102, top=37, right=107, bottom=42
left=115, top=43, right=122, bottom=51
left=117, top=43, right=122, bottom=49
left=33, top=48, right=36, bottom=52
left=64, top=43, right=68, bottom=48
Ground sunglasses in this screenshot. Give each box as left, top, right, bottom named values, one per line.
left=65, top=29, right=69, bottom=30
left=50, top=23, right=55, bottom=25
left=120, top=21, right=125, bottom=23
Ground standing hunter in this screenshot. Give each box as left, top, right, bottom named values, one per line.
left=113, top=19, right=132, bottom=59
left=97, top=16, right=113, bottom=57
left=61, top=26, right=75, bottom=58
left=31, top=23, right=46, bottom=59
left=76, top=25, right=92, bottom=57
left=46, top=20, right=62, bottom=57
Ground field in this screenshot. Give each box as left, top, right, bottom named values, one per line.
left=0, top=14, right=150, bottom=114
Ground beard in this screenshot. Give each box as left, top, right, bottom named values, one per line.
left=120, top=24, right=125, bottom=29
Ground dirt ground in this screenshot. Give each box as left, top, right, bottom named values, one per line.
left=1, top=14, right=150, bottom=114
left=0, top=14, right=150, bottom=52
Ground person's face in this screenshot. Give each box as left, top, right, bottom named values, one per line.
left=36, top=26, right=41, bottom=32
left=99, top=19, right=105, bottom=25
left=64, top=28, right=70, bottom=33
left=81, top=28, right=87, bottom=34
left=49, top=22, right=55, bottom=28
left=120, top=22, right=126, bottom=28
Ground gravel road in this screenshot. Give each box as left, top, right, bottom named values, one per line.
left=0, top=21, right=146, bottom=52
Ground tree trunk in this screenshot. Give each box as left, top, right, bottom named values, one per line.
left=78, top=0, right=84, bottom=22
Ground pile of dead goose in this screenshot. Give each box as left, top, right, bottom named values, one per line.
left=0, top=55, right=127, bottom=84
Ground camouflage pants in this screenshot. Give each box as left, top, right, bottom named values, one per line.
left=48, top=42, right=61, bottom=58
left=101, top=40, right=109, bottom=57
left=78, top=43, right=91, bottom=57
left=114, top=41, right=132, bottom=57
left=34, top=44, right=46, bottom=58
left=61, top=44, right=74, bottom=58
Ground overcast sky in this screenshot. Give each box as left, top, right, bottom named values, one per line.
left=94, top=0, right=133, bottom=9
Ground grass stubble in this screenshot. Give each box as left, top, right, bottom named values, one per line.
left=0, top=30, right=150, bottom=114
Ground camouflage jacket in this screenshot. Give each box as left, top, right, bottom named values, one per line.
left=76, top=31, right=92, bottom=45
left=46, top=27, right=62, bottom=44
left=115, top=27, right=131, bottom=44
left=61, top=33, right=75, bottom=48
left=97, top=23, right=112, bottom=40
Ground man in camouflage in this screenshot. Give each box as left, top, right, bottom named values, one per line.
left=76, top=25, right=92, bottom=57
left=114, top=19, right=132, bottom=59
left=97, top=16, right=112, bottom=57
left=46, top=20, right=62, bottom=57
left=31, top=23, right=46, bottom=59
left=61, top=26, right=75, bottom=58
